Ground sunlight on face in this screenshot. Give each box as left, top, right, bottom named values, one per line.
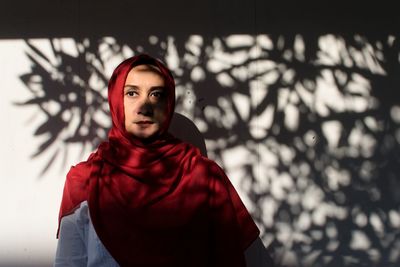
left=123, top=65, right=167, bottom=139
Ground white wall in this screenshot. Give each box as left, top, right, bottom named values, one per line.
left=0, top=40, right=89, bottom=266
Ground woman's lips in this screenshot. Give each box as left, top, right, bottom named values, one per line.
left=135, top=121, right=154, bottom=124
left=135, top=121, right=154, bottom=129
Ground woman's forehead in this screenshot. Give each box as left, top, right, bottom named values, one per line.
left=125, top=64, right=165, bottom=85
left=131, top=64, right=163, bottom=74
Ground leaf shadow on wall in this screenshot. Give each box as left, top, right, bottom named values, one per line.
left=17, top=34, right=400, bottom=267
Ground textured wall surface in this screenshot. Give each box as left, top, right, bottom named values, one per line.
left=0, top=1, right=399, bottom=266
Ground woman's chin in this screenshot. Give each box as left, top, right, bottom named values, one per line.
left=126, top=124, right=159, bottom=139
left=129, top=129, right=161, bottom=141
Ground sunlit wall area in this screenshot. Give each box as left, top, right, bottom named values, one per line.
left=1, top=32, right=399, bottom=267
left=0, top=40, right=62, bottom=267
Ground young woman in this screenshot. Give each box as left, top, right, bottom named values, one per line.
left=54, top=54, right=262, bottom=267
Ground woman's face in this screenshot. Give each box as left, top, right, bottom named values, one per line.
left=123, top=64, right=168, bottom=139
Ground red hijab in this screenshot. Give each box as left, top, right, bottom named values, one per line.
left=58, top=54, right=259, bottom=267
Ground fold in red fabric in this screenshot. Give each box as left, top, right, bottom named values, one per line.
left=57, top=54, right=259, bottom=267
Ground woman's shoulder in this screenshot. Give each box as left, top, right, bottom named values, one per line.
left=188, top=154, right=227, bottom=178
left=66, top=152, right=97, bottom=181
left=192, top=155, right=217, bottom=167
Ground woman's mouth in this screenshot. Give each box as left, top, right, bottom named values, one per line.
left=136, top=121, right=154, bottom=125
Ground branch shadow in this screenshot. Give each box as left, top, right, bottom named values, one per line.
left=16, top=33, right=400, bottom=267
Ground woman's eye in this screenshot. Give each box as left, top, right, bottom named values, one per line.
left=151, top=91, right=164, bottom=98
left=126, top=91, right=137, bottom=97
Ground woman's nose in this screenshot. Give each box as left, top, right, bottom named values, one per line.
left=137, top=98, right=153, bottom=116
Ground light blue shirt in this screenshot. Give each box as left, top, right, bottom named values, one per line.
left=54, top=202, right=273, bottom=267
left=54, top=201, right=119, bottom=267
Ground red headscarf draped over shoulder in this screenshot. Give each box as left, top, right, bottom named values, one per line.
left=58, top=54, right=259, bottom=267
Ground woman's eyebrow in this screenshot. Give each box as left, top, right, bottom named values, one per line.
left=124, top=85, right=139, bottom=93
left=124, top=85, right=138, bottom=89
left=150, top=86, right=166, bottom=91
left=124, top=85, right=164, bottom=89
